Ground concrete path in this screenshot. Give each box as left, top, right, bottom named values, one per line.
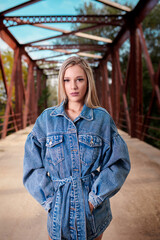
left=0, top=126, right=160, bottom=240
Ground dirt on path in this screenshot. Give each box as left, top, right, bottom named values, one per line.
left=0, top=126, right=160, bottom=240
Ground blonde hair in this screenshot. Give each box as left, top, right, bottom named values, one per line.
left=58, top=56, right=101, bottom=108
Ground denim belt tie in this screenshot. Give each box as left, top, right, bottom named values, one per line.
left=51, top=173, right=93, bottom=240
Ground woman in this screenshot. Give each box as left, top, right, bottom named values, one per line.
left=23, top=56, right=130, bottom=240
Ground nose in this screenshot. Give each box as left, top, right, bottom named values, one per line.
left=71, top=80, right=77, bottom=89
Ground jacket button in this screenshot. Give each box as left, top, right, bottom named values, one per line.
left=47, top=171, right=50, bottom=177
left=90, top=138, right=94, bottom=145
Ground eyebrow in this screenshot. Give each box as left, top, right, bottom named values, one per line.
left=64, top=76, right=84, bottom=79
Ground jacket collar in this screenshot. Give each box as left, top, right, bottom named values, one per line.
left=50, top=100, right=93, bottom=121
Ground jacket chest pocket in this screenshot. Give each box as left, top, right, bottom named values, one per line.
left=78, top=134, right=102, bottom=166
left=46, top=135, right=64, bottom=166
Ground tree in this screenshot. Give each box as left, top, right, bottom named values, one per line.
left=56, top=1, right=160, bottom=148
left=141, top=3, right=160, bottom=148
left=47, top=82, right=58, bottom=107
left=0, top=50, right=14, bottom=105
left=0, top=50, right=29, bottom=105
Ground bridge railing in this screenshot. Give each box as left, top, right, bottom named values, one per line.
left=0, top=111, right=37, bottom=138
left=117, top=112, right=160, bottom=148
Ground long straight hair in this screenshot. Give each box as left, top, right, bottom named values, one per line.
left=58, top=56, right=101, bottom=108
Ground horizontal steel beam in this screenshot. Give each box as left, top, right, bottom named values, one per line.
left=94, top=0, right=131, bottom=12
left=0, top=22, right=35, bottom=63
left=22, top=23, right=110, bottom=45
left=101, top=0, right=158, bottom=62
left=2, top=15, right=124, bottom=27
left=126, top=0, right=159, bottom=27
left=26, top=44, right=108, bottom=52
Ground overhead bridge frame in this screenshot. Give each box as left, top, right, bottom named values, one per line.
left=0, top=0, right=159, bottom=145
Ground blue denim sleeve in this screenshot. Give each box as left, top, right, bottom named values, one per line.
left=23, top=131, right=54, bottom=212
left=89, top=133, right=131, bottom=208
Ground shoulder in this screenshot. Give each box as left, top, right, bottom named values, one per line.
left=41, top=105, right=58, bottom=115
left=32, top=106, right=57, bottom=137
left=93, top=106, right=111, bottom=119
left=36, top=105, right=58, bottom=121
left=93, top=106, right=118, bottom=136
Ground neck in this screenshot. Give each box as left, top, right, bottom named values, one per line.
left=66, top=101, right=84, bottom=112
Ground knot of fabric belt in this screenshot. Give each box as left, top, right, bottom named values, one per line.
left=50, top=174, right=93, bottom=240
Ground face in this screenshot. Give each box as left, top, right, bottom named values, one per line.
left=63, top=65, right=88, bottom=105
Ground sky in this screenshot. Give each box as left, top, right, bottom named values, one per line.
left=0, top=0, right=139, bottom=15
left=0, top=0, right=139, bottom=61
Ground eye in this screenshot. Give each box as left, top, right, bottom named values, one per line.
left=64, top=79, right=69, bottom=82
left=77, top=78, right=84, bottom=81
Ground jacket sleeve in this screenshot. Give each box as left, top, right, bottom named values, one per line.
left=23, top=131, right=54, bottom=212
left=89, top=123, right=131, bottom=208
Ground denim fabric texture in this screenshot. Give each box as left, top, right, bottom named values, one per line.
left=23, top=100, right=131, bottom=240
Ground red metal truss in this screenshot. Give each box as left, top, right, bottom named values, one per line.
left=2, top=48, right=20, bottom=138
left=95, top=0, right=131, bottom=12
left=0, top=51, right=18, bottom=134
left=2, top=15, right=124, bottom=28
left=115, top=51, right=131, bottom=135
left=0, top=0, right=159, bottom=144
left=138, top=25, right=160, bottom=109
left=100, top=62, right=113, bottom=116
left=101, top=0, right=159, bottom=61
left=22, top=23, right=111, bottom=46
left=23, top=61, right=37, bottom=128
left=26, top=44, right=108, bottom=52
left=0, top=20, right=45, bottom=138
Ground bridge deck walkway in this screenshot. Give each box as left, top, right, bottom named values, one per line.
left=0, top=126, right=160, bottom=240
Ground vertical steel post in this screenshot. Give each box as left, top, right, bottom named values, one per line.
left=31, top=66, right=38, bottom=121
left=15, top=48, right=23, bottom=129
left=2, top=48, right=19, bottom=138
left=111, top=50, right=120, bottom=124
left=130, top=26, right=143, bottom=138
left=37, top=68, right=41, bottom=100
left=115, top=51, right=131, bottom=134
left=23, top=61, right=34, bottom=128
left=101, top=62, right=113, bottom=116
left=95, top=67, right=102, bottom=105
left=43, top=75, right=47, bottom=109
left=36, top=67, right=42, bottom=115
left=138, top=25, right=160, bottom=109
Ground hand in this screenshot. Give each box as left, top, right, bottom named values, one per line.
left=88, top=201, right=94, bottom=213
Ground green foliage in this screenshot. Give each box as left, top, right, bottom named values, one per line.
left=0, top=50, right=28, bottom=105
left=22, top=62, right=28, bottom=88
left=74, top=1, right=126, bottom=40
left=38, top=86, right=51, bottom=113
left=142, top=3, right=160, bottom=72
left=58, top=1, right=160, bottom=149
left=141, top=3, right=160, bottom=148
left=0, top=50, right=14, bottom=83
left=0, top=50, right=14, bottom=105
left=55, top=1, right=132, bottom=46
left=47, top=83, right=58, bottom=107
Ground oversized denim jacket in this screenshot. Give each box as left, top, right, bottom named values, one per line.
left=23, top=100, right=130, bottom=240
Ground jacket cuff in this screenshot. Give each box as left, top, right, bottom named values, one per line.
left=41, top=196, right=53, bottom=212
left=88, top=191, right=103, bottom=209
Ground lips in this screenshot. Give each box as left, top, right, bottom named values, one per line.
left=70, top=92, right=79, bottom=95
